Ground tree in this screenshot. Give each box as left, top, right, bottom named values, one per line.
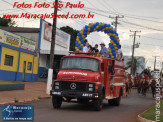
left=126, top=57, right=140, bottom=76
left=0, top=17, right=16, bottom=27
left=60, top=26, right=79, bottom=51
left=144, top=67, right=152, bottom=78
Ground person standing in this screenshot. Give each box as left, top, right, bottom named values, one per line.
left=92, top=44, right=99, bottom=53
left=117, top=45, right=123, bottom=60
left=83, top=42, right=89, bottom=53
left=100, top=42, right=108, bottom=57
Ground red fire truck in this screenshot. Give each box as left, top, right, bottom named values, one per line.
left=50, top=52, right=126, bottom=111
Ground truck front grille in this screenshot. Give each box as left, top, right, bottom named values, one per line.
left=60, top=81, right=88, bottom=92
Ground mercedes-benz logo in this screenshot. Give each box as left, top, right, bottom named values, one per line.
left=70, top=83, right=76, bottom=89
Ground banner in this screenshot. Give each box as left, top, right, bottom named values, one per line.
left=40, top=19, right=70, bottom=50
left=0, top=29, right=36, bottom=52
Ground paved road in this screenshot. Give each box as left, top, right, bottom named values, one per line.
left=0, top=90, right=155, bottom=122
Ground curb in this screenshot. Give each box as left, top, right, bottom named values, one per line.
left=137, top=115, right=156, bottom=122
left=0, top=96, right=51, bottom=106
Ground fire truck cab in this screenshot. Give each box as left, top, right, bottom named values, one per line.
left=50, top=52, right=126, bottom=111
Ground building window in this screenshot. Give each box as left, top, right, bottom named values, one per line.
left=4, top=55, right=13, bottom=66
left=27, top=62, right=32, bottom=70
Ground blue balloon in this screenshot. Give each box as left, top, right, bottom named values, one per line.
left=75, top=41, right=78, bottom=45
left=107, top=24, right=111, bottom=27
left=79, top=46, right=82, bottom=50
left=106, top=30, right=110, bottom=33
left=79, top=36, right=82, bottom=40
left=84, top=32, right=87, bottom=36
left=96, top=22, right=99, bottom=25
left=110, top=36, right=114, bottom=40
left=90, top=28, right=93, bottom=32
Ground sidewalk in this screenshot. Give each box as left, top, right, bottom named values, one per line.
left=0, top=81, right=50, bottom=105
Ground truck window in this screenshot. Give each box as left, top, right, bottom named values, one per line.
left=101, top=63, right=104, bottom=72
left=61, top=57, right=99, bottom=72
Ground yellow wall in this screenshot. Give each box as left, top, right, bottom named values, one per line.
left=33, top=57, right=38, bottom=74
left=0, top=46, right=39, bottom=76
left=0, top=47, right=19, bottom=72
left=19, top=52, right=34, bottom=73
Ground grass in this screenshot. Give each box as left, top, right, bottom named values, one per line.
left=140, top=101, right=163, bottom=122
left=0, top=81, right=22, bottom=85
left=14, top=98, right=19, bottom=103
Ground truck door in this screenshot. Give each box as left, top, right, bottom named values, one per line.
left=106, top=61, right=114, bottom=96
left=101, top=62, right=104, bottom=84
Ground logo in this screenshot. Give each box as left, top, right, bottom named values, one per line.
left=70, top=83, right=76, bottom=89
left=2, top=105, right=14, bottom=117
left=2, top=105, right=33, bottom=121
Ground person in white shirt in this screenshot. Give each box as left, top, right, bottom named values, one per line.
left=83, top=42, right=89, bottom=53
left=117, top=45, right=123, bottom=60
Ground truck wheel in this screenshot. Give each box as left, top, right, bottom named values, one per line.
left=93, top=92, right=103, bottom=111
left=52, top=96, right=62, bottom=109
left=108, top=91, right=121, bottom=106
left=113, top=94, right=121, bottom=106
left=108, top=99, right=115, bottom=106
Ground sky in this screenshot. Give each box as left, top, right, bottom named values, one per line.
left=0, top=0, right=163, bottom=70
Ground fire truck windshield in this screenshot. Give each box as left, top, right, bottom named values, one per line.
left=61, top=57, right=99, bottom=72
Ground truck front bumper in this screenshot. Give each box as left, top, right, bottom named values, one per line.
left=50, top=90, right=98, bottom=99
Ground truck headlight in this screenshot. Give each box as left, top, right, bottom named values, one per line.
left=89, top=88, right=93, bottom=91
left=89, top=84, right=93, bottom=87
left=55, top=82, right=59, bottom=85
left=55, top=86, right=59, bottom=89
left=54, top=82, right=59, bottom=90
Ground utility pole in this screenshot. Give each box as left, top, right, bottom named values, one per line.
left=130, top=30, right=141, bottom=76
left=109, top=15, right=124, bottom=32
left=47, top=0, right=58, bottom=94
left=153, top=56, right=160, bottom=71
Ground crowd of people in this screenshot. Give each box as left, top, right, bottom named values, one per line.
left=124, top=71, right=162, bottom=98
left=82, top=42, right=123, bottom=60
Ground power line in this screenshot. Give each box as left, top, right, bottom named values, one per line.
left=109, top=15, right=124, bottom=31
left=84, top=6, right=163, bottom=23
left=81, top=8, right=163, bottom=32
left=141, top=35, right=163, bottom=41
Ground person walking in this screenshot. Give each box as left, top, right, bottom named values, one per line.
left=151, top=79, right=156, bottom=98
left=142, top=78, right=149, bottom=97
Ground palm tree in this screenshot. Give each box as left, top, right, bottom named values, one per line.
left=126, top=57, right=140, bottom=76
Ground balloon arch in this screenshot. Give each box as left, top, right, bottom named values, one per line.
left=75, top=22, right=120, bottom=59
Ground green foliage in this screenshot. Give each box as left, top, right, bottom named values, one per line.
left=0, top=17, right=16, bottom=27
left=14, top=98, right=19, bottom=103
left=126, top=57, right=140, bottom=75
left=144, top=67, right=152, bottom=78
left=60, top=26, right=79, bottom=51
left=38, top=96, right=41, bottom=99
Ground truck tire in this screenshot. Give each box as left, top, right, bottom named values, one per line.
left=113, top=94, right=121, bottom=106
left=52, top=96, right=62, bottom=109
left=108, top=90, right=121, bottom=106
left=93, top=91, right=103, bottom=111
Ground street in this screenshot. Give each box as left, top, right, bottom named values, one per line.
left=0, top=90, right=155, bottom=122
